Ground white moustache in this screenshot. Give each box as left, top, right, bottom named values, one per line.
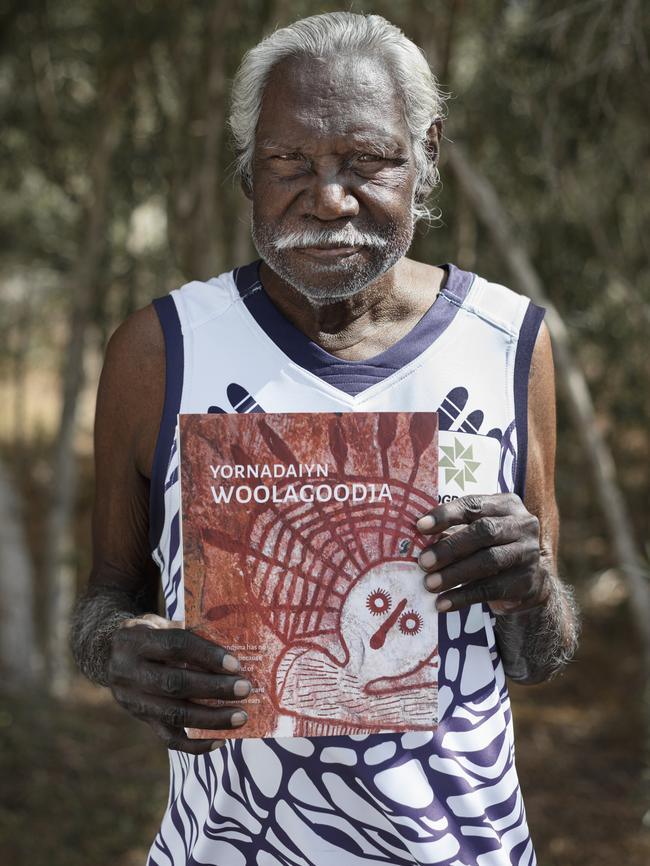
left=272, top=227, right=388, bottom=251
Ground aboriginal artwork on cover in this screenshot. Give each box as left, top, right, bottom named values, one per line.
left=180, top=411, right=439, bottom=739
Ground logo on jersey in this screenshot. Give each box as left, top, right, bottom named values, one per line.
left=439, top=437, right=481, bottom=490
left=208, top=383, right=265, bottom=414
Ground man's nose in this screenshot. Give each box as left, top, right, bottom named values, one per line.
left=306, top=178, right=359, bottom=221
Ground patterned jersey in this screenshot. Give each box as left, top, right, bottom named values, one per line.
left=147, top=260, right=545, bottom=866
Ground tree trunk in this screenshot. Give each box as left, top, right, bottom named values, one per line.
left=446, top=143, right=650, bottom=670
left=192, top=2, right=230, bottom=279
left=43, top=69, right=128, bottom=697
left=169, top=2, right=231, bottom=280
left=11, top=301, right=30, bottom=452
left=0, top=459, right=42, bottom=687
left=454, top=187, right=477, bottom=272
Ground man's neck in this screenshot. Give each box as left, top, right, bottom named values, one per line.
left=259, top=257, right=446, bottom=361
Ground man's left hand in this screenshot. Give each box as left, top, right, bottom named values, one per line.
left=416, top=493, right=550, bottom=614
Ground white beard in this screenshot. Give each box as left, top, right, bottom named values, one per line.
left=251, top=212, right=415, bottom=305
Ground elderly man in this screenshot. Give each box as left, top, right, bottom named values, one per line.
left=72, top=11, right=579, bottom=866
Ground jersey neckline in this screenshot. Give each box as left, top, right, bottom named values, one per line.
left=232, top=259, right=475, bottom=397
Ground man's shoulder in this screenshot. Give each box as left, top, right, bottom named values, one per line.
left=102, top=306, right=165, bottom=397
left=108, top=304, right=163, bottom=359
left=452, top=266, right=540, bottom=337
left=406, top=256, right=537, bottom=333
left=165, top=265, right=255, bottom=332
left=98, top=305, right=165, bottom=475
left=105, top=263, right=248, bottom=362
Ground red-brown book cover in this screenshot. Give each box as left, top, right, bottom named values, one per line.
left=179, top=411, right=439, bottom=739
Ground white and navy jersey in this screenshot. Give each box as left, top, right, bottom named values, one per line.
left=147, top=260, right=545, bottom=866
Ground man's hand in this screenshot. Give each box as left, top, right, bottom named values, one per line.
left=412, top=325, right=578, bottom=685
left=416, top=493, right=550, bottom=614
left=107, top=614, right=251, bottom=754
left=78, top=309, right=254, bottom=748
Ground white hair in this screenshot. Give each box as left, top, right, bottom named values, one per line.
left=229, top=11, right=448, bottom=223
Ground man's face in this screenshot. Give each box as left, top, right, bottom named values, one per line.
left=250, top=54, right=419, bottom=304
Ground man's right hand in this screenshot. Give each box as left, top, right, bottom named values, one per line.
left=107, top=614, right=250, bottom=754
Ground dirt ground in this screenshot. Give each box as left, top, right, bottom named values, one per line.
left=1, top=600, right=648, bottom=866
left=510, top=600, right=650, bottom=866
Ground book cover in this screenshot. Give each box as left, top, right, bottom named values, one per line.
left=180, top=411, right=439, bottom=739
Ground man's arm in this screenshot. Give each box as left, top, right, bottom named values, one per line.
left=70, top=306, right=250, bottom=752
left=417, top=321, right=580, bottom=684
left=491, top=321, right=579, bottom=683
left=70, top=305, right=167, bottom=684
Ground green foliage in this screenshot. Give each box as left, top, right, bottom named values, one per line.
left=0, top=0, right=647, bottom=562
left=0, top=1, right=648, bottom=862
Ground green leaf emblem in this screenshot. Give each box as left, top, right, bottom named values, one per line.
left=439, top=438, right=482, bottom=490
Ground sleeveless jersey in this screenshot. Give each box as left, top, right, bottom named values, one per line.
left=147, top=260, right=545, bottom=866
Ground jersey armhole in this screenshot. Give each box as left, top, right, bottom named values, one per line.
left=149, top=295, right=184, bottom=552
left=513, top=302, right=546, bottom=499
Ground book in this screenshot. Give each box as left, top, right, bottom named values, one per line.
left=180, top=411, right=439, bottom=739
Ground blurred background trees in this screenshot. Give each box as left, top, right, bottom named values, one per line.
left=0, top=1, right=648, bottom=864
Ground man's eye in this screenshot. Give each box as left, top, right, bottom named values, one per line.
left=275, top=153, right=303, bottom=161
left=355, top=153, right=385, bottom=163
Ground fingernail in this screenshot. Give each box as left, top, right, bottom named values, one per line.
left=231, top=711, right=248, bottom=727
left=436, top=598, right=452, bottom=611
left=210, top=739, right=225, bottom=750
left=425, top=573, right=442, bottom=591
left=419, top=550, right=437, bottom=570
left=234, top=679, right=251, bottom=698
left=417, top=515, right=436, bottom=531
left=223, top=654, right=240, bottom=673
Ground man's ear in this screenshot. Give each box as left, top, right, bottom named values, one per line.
left=425, top=118, right=443, bottom=166
left=240, top=174, right=253, bottom=201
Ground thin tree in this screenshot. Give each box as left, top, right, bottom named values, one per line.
left=43, top=66, right=129, bottom=697
left=446, top=143, right=650, bottom=669
left=0, top=459, right=43, bottom=687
